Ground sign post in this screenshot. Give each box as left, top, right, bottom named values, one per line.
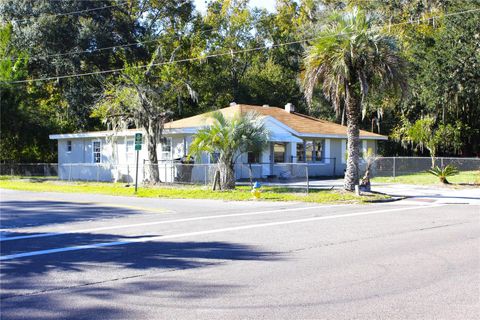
left=134, top=133, right=142, bottom=193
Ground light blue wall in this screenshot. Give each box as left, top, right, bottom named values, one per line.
left=54, top=132, right=380, bottom=181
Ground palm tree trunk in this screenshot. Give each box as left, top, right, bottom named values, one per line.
left=344, top=86, right=360, bottom=191
left=219, top=161, right=235, bottom=190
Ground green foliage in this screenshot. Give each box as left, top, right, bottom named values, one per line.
left=302, top=7, right=406, bottom=112
left=189, top=111, right=269, bottom=162
left=189, top=111, right=269, bottom=189
left=427, top=165, right=459, bottom=184
left=391, top=116, right=463, bottom=165
left=0, top=24, right=65, bottom=162
left=372, top=170, right=477, bottom=185
left=302, top=7, right=406, bottom=190
left=1, top=0, right=479, bottom=163
left=0, top=179, right=385, bottom=203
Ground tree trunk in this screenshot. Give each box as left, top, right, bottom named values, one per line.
left=212, top=170, right=220, bottom=190
left=146, top=120, right=160, bottom=184
left=344, top=85, right=361, bottom=191
left=218, top=161, right=236, bottom=190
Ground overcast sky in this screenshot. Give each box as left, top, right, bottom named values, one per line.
left=194, top=0, right=277, bottom=14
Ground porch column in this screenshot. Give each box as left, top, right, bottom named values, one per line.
left=287, top=142, right=297, bottom=163
left=325, top=139, right=331, bottom=164
left=183, top=136, right=187, bottom=157
left=260, top=142, right=272, bottom=176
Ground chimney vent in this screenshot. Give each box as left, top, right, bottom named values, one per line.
left=262, top=104, right=269, bottom=108
left=229, top=102, right=237, bottom=106
left=285, top=103, right=295, bottom=113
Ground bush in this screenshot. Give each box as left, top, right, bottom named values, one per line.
left=427, top=165, right=459, bottom=184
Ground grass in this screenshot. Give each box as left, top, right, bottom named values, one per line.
left=0, top=178, right=387, bottom=204
left=371, top=170, right=479, bottom=185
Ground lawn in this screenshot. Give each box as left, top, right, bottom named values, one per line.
left=0, top=179, right=387, bottom=204
left=371, top=170, right=479, bottom=185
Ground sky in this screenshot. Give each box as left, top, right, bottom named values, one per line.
left=194, top=0, right=277, bottom=14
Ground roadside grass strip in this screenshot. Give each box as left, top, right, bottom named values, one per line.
left=0, top=179, right=388, bottom=203
left=372, top=170, right=478, bottom=185
left=0, top=204, right=442, bottom=261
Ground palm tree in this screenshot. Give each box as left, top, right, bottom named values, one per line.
left=302, top=7, right=406, bottom=191
left=188, top=111, right=269, bottom=190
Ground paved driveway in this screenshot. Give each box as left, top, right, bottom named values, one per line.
left=1, top=189, right=479, bottom=319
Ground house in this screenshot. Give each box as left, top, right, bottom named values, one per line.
left=49, top=103, right=387, bottom=183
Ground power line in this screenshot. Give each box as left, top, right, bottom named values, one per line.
left=19, top=39, right=158, bottom=61
left=6, top=7, right=480, bottom=84
left=1, top=1, right=209, bottom=61
left=6, top=1, right=128, bottom=23
left=0, top=25, right=220, bottom=62
left=3, top=5, right=265, bottom=63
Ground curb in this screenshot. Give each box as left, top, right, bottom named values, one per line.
left=364, top=190, right=407, bottom=203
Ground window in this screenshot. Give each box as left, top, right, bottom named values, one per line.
left=67, top=140, right=72, bottom=152
left=247, top=151, right=260, bottom=163
left=126, top=139, right=134, bottom=163
left=305, top=141, right=314, bottom=162
left=296, top=143, right=305, bottom=162
left=274, top=143, right=286, bottom=163
left=160, top=137, right=172, bottom=160
left=126, top=139, right=134, bottom=153
left=304, top=140, right=324, bottom=162
left=93, top=141, right=101, bottom=163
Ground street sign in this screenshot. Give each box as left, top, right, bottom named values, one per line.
left=135, top=133, right=142, bottom=151
left=134, top=133, right=142, bottom=193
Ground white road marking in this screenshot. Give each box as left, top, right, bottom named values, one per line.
left=0, top=204, right=443, bottom=261
left=0, top=204, right=346, bottom=242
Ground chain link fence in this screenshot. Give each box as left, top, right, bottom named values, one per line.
left=143, top=162, right=218, bottom=185
left=1, top=157, right=478, bottom=186
left=0, top=163, right=58, bottom=178
left=371, top=157, right=480, bottom=177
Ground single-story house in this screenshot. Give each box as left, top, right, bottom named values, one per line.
left=49, top=103, right=387, bottom=183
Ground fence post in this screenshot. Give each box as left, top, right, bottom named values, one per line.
left=68, top=164, right=72, bottom=181
left=441, top=157, right=444, bottom=168
left=204, top=165, right=208, bottom=186
left=164, top=162, right=167, bottom=183
left=393, top=157, right=396, bottom=178
left=97, top=165, right=100, bottom=182
left=333, top=157, right=336, bottom=176
left=305, top=164, right=309, bottom=195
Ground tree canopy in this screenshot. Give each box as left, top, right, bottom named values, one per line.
left=1, top=0, right=479, bottom=163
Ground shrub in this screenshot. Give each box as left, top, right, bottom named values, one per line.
left=427, top=165, right=459, bottom=184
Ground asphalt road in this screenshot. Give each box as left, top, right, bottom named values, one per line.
left=0, top=189, right=479, bottom=319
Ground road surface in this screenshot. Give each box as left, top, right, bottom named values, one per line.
left=1, top=189, right=479, bottom=319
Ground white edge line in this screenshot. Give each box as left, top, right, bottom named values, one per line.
left=0, top=204, right=345, bottom=242
left=0, top=204, right=443, bottom=261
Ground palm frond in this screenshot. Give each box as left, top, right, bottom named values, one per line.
left=300, top=6, right=407, bottom=112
